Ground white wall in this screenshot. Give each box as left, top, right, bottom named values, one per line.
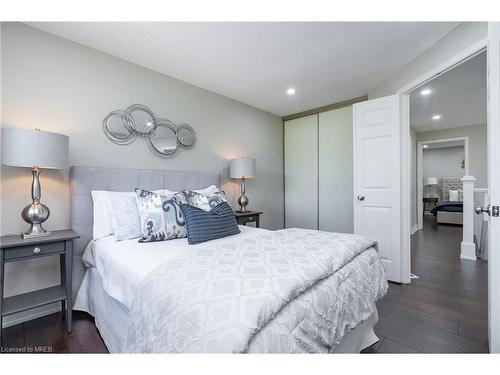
left=423, top=146, right=465, bottom=181
left=417, top=124, right=488, bottom=187
left=369, top=22, right=487, bottom=99
left=410, top=128, right=417, bottom=229
left=1, top=23, right=284, bottom=326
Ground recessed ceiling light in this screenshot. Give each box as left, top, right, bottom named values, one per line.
left=420, top=88, right=432, bottom=96
left=423, top=145, right=428, bottom=148
left=432, top=114, right=441, bottom=120
left=286, top=88, right=296, bottom=95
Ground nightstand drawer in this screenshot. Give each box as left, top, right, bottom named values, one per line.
left=239, top=215, right=256, bottom=223
left=3, top=240, right=65, bottom=261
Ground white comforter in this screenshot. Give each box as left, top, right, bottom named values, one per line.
left=122, top=228, right=387, bottom=353
left=82, top=226, right=261, bottom=309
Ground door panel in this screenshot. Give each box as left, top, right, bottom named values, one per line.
left=318, top=106, right=354, bottom=233
left=284, top=115, right=318, bottom=229
left=360, top=206, right=392, bottom=261
left=487, top=22, right=500, bottom=353
left=353, top=95, right=401, bottom=282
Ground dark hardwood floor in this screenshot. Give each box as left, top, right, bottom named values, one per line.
left=1, top=215, right=488, bottom=354
left=363, top=215, right=489, bottom=353
left=1, top=311, right=108, bottom=353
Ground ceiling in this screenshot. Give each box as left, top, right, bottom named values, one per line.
left=26, top=22, right=459, bottom=117
left=410, top=51, right=487, bottom=133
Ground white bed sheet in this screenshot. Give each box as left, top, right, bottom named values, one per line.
left=85, top=225, right=266, bottom=309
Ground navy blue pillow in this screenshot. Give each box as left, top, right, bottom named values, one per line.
left=181, top=202, right=240, bottom=245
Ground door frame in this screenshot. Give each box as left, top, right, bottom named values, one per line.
left=416, top=136, right=470, bottom=230
left=397, top=38, right=487, bottom=284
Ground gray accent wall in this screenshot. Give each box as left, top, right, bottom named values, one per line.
left=0, top=22, right=284, bottom=326
left=423, top=146, right=465, bottom=181
left=417, top=124, right=488, bottom=188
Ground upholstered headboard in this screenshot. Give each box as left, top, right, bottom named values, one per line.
left=441, top=177, right=463, bottom=201
left=70, top=166, right=220, bottom=301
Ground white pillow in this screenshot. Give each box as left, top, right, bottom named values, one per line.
left=193, top=185, right=219, bottom=194
left=107, top=191, right=142, bottom=241
left=91, top=191, right=114, bottom=239
left=92, top=189, right=171, bottom=240
left=449, top=189, right=459, bottom=202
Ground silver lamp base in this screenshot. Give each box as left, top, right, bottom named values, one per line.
left=236, top=194, right=249, bottom=213
left=23, top=226, right=51, bottom=239
left=236, top=177, right=250, bottom=212
left=21, top=167, right=51, bottom=239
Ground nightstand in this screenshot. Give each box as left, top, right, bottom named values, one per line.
left=234, top=211, right=263, bottom=228
left=423, top=197, right=439, bottom=215
left=0, top=229, right=79, bottom=345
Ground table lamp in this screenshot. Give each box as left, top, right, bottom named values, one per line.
left=1, top=127, right=69, bottom=239
left=424, top=176, right=440, bottom=199
left=425, top=177, right=438, bottom=186
left=230, top=157, right=256, bottom=212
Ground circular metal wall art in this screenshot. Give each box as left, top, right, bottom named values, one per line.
left=177, top=124, right=196, bottom=149
left=102, top=110, right=135, bottom=145
left=123, top=104, right=156, bottom=137
left=103, top=104, right=196, bottom=157
left=148, top=118, right=179, bottom=157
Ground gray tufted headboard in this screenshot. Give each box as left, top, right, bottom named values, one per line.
left=70, top=166, right=220, bottom=301
left=441, top=177, right=463, bottom=201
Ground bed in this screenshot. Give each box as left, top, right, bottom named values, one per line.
left=430, top=177, right=463, bottom=225
left=70, top=166, right=387, bottom=353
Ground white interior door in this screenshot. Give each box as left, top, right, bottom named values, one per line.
left=487, top=22, right=500, bottom=353
left=284, top=114, right=318, bottom=229
left=353, top=95, right=402, bottom=282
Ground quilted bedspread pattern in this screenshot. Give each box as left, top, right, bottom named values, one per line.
left=123, top=228, right=387, bottom=353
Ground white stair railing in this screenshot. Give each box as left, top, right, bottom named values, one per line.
left=461, top=176, right=476, bottom=260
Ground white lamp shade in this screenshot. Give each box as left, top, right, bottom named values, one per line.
left=1, top=127, right=69, bottom=169
left=425, top=177, right=438, bottom=185
left=230, top=157, right=256, bottom=179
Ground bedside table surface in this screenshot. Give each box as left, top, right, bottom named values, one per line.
left=234, top=210, right=263, bottom=217
left=0, top=229, right=79, bottom=248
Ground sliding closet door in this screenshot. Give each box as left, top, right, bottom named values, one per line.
left=284, top=115, right=318, bottom=229
left=318, top=107, right=354, bottom=233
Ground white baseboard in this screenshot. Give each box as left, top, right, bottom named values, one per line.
left=460, top=254, right=477, bottom=261
left=2, top=302, right=61, bottom=328
left=410, top=225, right=418, bottom=235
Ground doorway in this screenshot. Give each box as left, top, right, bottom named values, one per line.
left=385, top=49, right=490, bottom=352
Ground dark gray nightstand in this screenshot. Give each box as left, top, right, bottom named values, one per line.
left=0, top=229, right=79, bottom=345
left=234, top=211, right=263, bottom=228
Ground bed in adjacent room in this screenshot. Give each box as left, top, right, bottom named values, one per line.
left=70, top=166, right=387, bottom=354
left=430, top=177, right=464, bottom=225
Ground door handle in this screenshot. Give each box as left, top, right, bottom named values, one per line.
left=357, top=195, right=365, bottom=201
left=475, top=205, right=491, bottom=215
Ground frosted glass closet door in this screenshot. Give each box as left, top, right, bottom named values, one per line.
left=284, top=115, right=318, bottom=229
left=318, top=106, right=354, bottom=233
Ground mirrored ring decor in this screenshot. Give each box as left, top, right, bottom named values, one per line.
left=103, top=104, right=196, bottom=157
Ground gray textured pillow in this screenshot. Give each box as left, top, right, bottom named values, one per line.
left=135, top=189, right=188, bottom=242
left=185, top=190, right=227, bottom=212
left=107, top=191, right=142, bottom=241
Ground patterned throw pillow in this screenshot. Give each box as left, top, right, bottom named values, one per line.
left=181, top=201, right=240, bottom=245
left=185, top=190, right=227, bottom=212
left=135, top=189, right=188, bottom=242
